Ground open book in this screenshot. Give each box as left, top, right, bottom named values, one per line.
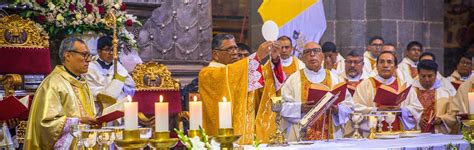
left=307, top=81, right=347, bottom=106
left=299, top=92, right=339, bottom=129
left=97, top=99, right=125, bottom=124
left=0, top=95, right=31, bottom=120
left=373, top=84, right=411, bottom=106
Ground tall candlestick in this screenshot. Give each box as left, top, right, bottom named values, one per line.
left=189, top=96, right=203, bottom=130
left=468, top=93, right=474, bottom=114
left=155, top=95, right=169, bottom=132
left=218, top=96, right=232, bottom=128
left=124, top=95, right=138, bottom=130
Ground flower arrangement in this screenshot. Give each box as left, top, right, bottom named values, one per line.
left=174, top=126, right=219, bottom=150
left=14, top=0, right=141, bottom=49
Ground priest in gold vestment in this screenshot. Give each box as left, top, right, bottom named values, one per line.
left=255, top=35, right=304, bottom=143
left=280, top=42, right=354, bottom=141
left=25, top=37, right=97, bottom=149
left=353, top=51, right=423, bottom=135
left=199, top=34, right=282, bottom=144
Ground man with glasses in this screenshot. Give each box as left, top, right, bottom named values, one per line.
left=448, top=53, right=473, bottom=85
left=280, top=42, right=354, bottom=141
left=364, top=36, right=384, bottom=73
left=84, top=36, right=135, bottom=116
left=353, top=51, right=422, bottom=134
left=399, top=41, right=424, bottom=79
left=339, top=50, right=369, bottom=95
left=199, top=33, right=283, bottom=144
left=322, top=42, right=345, bottom=75
left=25, top=37, right=97, bottom=149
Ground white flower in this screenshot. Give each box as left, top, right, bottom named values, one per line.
left=209, top=139, right=220, bottom=150
left=189, top=137, right=205, bottom=150
left=113, top=3, right=121, bottom=9
left=47, top=2, right=55, bottom=10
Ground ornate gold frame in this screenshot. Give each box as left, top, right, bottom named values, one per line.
left=0, top=15, right=49, bottom=48
left=132, top=62, right=180, bottom=90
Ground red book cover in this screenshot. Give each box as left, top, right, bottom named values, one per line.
left=96, top=100, right=125, bottom=124
left=97, top=111, right=124, bottom=124
left=307, top=82, right=347, bottom=106
left=0, top=95, right=30, bottom=120
left=374, top=84, right=411, bottom=106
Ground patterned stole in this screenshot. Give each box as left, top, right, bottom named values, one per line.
left=283, top=57, right=298, bottom=77
left=369, top=58, right=376, bottom=70
left=415, top=88, right=436, bottom=133
left=369, top=77, right=403, bottom=131
left=300, top=69, right=333, bottom=140
left=409, top=65, right=418, bottom=78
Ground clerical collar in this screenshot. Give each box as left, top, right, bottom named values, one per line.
left=97, top=58, right=113, bottom=70
left=304, top=67, right=326, bottom=84
left=414, top=78, right=441, bottom=90
left=209, top=61, right=225, bottom=67
left=64, top=66, right=81, bottom=80
left=281, top=56, right=293, bottom=67
left=403, top=57, right=417, bottom=67
left=374, top=75, right=395, bottom=85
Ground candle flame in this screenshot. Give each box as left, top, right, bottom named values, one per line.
left=193, top=96, right=197, bottom=102
left=127, top=95, right=132, bottom=102
left=159, top=95, right=163, bottom=103
left=222, top=96, right=227, bottom=102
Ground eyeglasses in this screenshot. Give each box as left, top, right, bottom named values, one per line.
left=303, top=48, right=322, bottom=55
left=459, top=60, right=472, bottom=66
left=409, top=48, right=422, bottom=51
left=68, top=50, right=92, bottom=60
left=345, top=60, right=363, bottom=65
left=370, top=44, right=383, bottom=47
left=214, top=46, right=238, bottom=53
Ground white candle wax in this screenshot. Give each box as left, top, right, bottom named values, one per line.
left=189, top=96, right=203, bottom=130
left=218, top=96, right=232, bottom=128
left=155, top=95, right=169, bottom=132
left=468, top=93, right=474, bottom=114
left=124, top=95, right=138, bottom=130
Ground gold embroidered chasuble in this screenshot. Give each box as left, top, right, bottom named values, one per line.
left=25, top=66, right=96, bottom=149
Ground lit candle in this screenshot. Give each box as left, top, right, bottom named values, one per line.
left=189, top=96, right=203, bottom=130
left=155, top=95, right=169, bottom=132
left=218, top=96, right=232, bottom=128
left=468, top=92, right=474, bottom=114
left=124, top=95, right=138, bottom=130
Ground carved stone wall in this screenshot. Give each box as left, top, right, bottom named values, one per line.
left=137, top=0, right=212, bottom=62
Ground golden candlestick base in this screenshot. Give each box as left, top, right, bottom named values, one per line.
left=188, top=129, right=201, bottom=139
left=114, top=129, right=148, bottom=150
left=148, top=131, right=179, bottom=150
left=215, top=128, right=241, bottom=150
left=368, top=128, right=376, bottom=139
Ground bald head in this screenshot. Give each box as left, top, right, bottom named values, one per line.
left=302, top=42, right=324, bottom=71
left=304, top=42, right=321, bottom=50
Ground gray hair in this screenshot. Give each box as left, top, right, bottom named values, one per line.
left=346, top=50, right=363, bottom=58
left=211, top=33, right=235, bottom=50
left=59, top=37, right=85, bottom=63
